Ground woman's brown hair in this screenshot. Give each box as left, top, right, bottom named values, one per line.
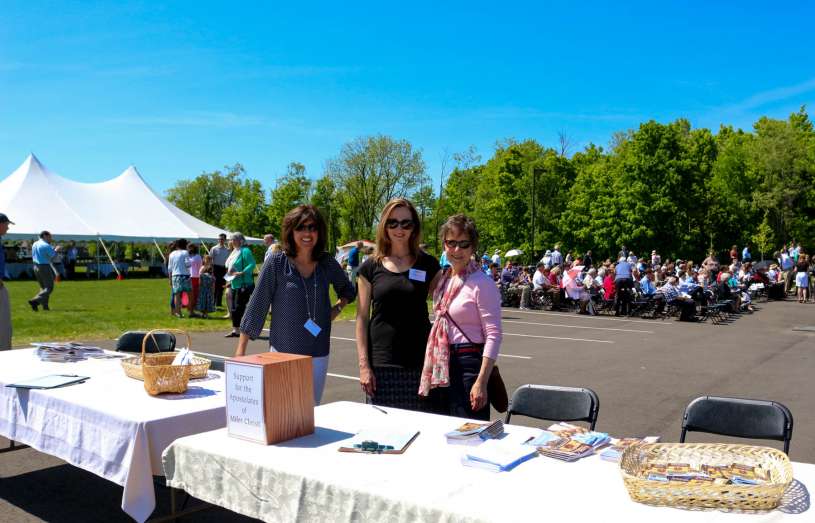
left=374, top=198, right=421, bottom=262
left=281, top=204, right=327, bottom=261
left=439, top=214, right=479, bottom=255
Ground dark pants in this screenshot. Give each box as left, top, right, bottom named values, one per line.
left=213, top=265, right=227, bottom=307
left=369, top=366, right=447, bottom=414
left=449, top=345, right=489, bottom=421
left=66, top=260, right=76, bottom=280
left=32, top=264, right=55, bottom=308
left=230, top=285, right=254, bottom=329
left=614, top=278, right=634, bottom=315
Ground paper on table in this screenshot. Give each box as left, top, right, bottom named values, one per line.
left=461, top=439, right=537, bottom=472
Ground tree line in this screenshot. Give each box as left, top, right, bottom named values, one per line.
left=166, top=107, right=815, bottom=262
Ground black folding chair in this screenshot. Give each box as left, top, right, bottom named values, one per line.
left=116, top=331, right=176, bottom=353
left=680, top=396, right=793, bottom=454
left=505, top=384, right=600, bottom=430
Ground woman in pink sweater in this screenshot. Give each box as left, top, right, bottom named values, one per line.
left=420, top=214, right=502, bottom=420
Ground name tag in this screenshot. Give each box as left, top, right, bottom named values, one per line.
left=304, top=318, right=322, bottom=337
left=408, top=268, right=427, bottom=282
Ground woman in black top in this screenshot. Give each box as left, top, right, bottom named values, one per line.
left=355, top=198, right=441, bottom=411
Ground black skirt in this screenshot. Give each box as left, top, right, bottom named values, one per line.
left=370, top=366, right=448, bottom=414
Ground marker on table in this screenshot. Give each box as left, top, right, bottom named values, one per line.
left=372, top=405, right=388, bottom=415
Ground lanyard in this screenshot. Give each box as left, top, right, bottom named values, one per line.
left=300, top=267, right=319, bottom=321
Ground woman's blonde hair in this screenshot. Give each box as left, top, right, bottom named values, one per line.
left=374, top=198, right=421, bottom=262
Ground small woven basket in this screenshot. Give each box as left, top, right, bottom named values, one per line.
left=620, top=443, right=793, bottom=511
left=120, top=329, right=209, bottom=395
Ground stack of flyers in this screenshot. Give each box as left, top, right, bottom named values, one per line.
left=523, top=423, right=610, bottom=462
left=461, top=439, right=538, bottom=472
left=643, top=462, right=770, bottom=486
left=536, top=436, right=597, bottom=462
left=445, top=420, right=504, bottom=442
left=33, top=342, right=105, bottom=362
left=599, top=436, right=660, bottom=462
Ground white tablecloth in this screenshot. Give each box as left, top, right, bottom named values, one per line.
left=163, top=401, right=814, bottom=522
left=0, top=349, right=227, bottom=522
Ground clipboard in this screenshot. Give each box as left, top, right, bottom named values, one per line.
left=6, top=374, right=90, bottom=389
left=338, top=429, right=420, bottom=454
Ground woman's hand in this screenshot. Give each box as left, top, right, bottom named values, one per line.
left=359, top=364, right=376, bottom=396
left=470, top=378, right=488, bottom=411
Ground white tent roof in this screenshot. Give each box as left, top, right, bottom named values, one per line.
left=0, top=154, right=234, bottom=242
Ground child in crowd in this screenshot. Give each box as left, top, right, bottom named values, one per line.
left=197, top=255, right=217, bottom=318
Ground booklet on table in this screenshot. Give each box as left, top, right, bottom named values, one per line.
left=461, top=439, right=538, bottom=472
left=445, top=420, right=504, bottom=442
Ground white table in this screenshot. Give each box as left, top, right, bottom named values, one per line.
left=163, top=401, right=814, bottom=523
left=0, top=348, right=227, bottom=522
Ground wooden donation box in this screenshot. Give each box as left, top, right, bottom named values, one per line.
left=225, top=352, right=314, bottom=444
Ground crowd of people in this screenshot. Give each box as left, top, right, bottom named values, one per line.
left=490, top=242, right=813, bottom=322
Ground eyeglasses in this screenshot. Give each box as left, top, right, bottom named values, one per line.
left=444, top=239, right=472, bottom=249
left=385, top=219, right=415, bottom=230
left=295, top=223, right=318, bottom=232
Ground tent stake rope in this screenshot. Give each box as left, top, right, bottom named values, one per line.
left=97, top=237, right=122, bottom=278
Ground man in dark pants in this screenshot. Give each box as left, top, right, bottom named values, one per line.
left=29, top=230, right=56, bottom=311
left=614, top=256, right=634, bottom=316
left=210, top=233, right=229, bottom=308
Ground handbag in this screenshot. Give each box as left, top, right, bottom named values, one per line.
left=443, top=312, right=509, bottom=413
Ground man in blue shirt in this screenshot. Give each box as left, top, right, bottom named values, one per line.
left=639, top=269, right=657, bottom=296
left=0, top=214, right=13, bottom=349
left=741, top=244, right=751, bottom=263
left=348, top=241, right=362, bottom=287
left=30, top=230, right=57, bottom=311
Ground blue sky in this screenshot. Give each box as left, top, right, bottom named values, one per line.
left=1, top=2, right=814, bottom=194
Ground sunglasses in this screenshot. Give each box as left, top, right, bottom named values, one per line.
left=295, top=223, right=318, bottom=232
left=444, top=239, right=472, bottom=249
left=385, top=219, right=415, bottom=230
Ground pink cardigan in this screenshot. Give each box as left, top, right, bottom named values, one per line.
left=445, top=270, right=502, bottom=360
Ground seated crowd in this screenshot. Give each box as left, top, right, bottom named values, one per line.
left=483, top=243, right=810, bottom=322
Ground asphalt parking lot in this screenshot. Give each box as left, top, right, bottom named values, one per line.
left=2, top=299, right=814, bottom=521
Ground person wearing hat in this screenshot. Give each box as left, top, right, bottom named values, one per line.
left=491, top=249, right=501, bottom=267
left=0, top=214, right=13, bottom=349
left=29, top=230, right=57, bottom=311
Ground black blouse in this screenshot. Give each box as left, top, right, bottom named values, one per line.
left=358, top=251, right=440, bottom=369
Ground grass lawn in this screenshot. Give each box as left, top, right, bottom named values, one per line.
left=5, top=278, right=358, bottom=346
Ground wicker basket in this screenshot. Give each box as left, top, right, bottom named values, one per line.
left=620, top=443, right=793, bottom=511
left=121, top=329, right=209, bottom=395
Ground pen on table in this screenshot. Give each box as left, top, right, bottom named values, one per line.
left=372, top=405, right=388, bottom=415
left=523, top=436, right=534, bottom=444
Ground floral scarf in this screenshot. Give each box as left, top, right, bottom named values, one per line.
left=419, top=259, right=481, bottom=396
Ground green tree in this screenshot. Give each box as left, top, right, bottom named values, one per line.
left=221, top=178, right=271, bottom=237
left=165, top=164, right=244, bottom=227
left=267, top=162, right=312, bottom=237
left=311, top=175, right=339, bottom=253
left=327, top=135, right=427, bottom=238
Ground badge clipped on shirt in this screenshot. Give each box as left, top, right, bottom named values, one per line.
left=304, top=318, right=322, bottom=337
left=408, top=268, right=427, bottom=282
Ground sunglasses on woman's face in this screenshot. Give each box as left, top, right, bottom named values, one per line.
left=295, top=223, right=318, bottom=232
left=385, top=219, right=415, bottom=230
left=444, top=239, right=472, bottom=249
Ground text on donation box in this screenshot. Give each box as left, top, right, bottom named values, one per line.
left=226, top=362, right=266, bottom=442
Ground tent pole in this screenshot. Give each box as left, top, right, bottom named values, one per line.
left=152, top=239, right=166, bottom=263
left=199, top=240, right=211, bottom=255
left=97, top=240, right=101, bottom=280
left=98, top=237, right=122, bottom=279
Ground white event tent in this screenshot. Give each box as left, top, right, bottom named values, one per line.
left=0, top=154, right=243, bottom=273
left=0, top=154, right=233, bottom=242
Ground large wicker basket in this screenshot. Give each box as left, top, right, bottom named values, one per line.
left=620, top=443, right=793, bottom=511
left=121, top=329, right=209, bottom=395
